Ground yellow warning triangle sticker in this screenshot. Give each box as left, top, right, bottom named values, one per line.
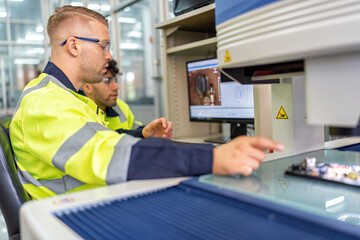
left=276, top=106, right=288, bottom=119
left=278, top=179, right=290, bottom=192
left=224, top=50, right=231, bottom=63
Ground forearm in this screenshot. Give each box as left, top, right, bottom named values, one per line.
left=127, top=138, right=213, bottom=180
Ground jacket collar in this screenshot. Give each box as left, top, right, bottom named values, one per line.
left=43, top=61, right=78, bottom=93
left=105, top=106, right=119, bottom=117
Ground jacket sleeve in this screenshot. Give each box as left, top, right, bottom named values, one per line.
left=127, top=138, right=213, bottom=180
left=115, top=126, right=145, bottom=138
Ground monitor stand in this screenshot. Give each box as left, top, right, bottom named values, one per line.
left=203, top=136, right=229, bottom=144
left=204, top=123, right=248, bottom=144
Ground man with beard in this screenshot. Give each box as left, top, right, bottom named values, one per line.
left=82, top=59, right=173, bottom=139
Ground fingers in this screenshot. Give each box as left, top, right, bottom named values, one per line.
left=212, top=136, right=285, bottom=176
left=242, top=148, right=265, bottom=166
left=162, top=126, right=173, bottom=139
left=239, top=157, right=260, bottom=172
left=239, top=136, right=284, bottom=152
left=238, top=165, right=253, bottom=176
left=163, top=121, right=173, bottom=134
left=156, top=117, right=168, bottom=129
left=147, top=119, right=160, bottom=129
left=163, top=131, right=173, bottom=139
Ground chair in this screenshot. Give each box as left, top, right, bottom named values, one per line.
left=0, top=116, right=30, bottom=240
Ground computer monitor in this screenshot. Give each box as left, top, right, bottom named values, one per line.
left=173, top=0, right=214, bottom=16
left=186, top=58, right=255, bottom=143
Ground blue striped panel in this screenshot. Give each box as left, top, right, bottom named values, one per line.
left=54, top=179, right=360, bottom=240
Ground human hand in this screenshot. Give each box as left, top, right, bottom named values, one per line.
left=142, top=117, right=173, bottom=139
left=212, top=136, right=284, bottom=176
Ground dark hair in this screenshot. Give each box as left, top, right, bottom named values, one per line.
left=106, top=60, right=120, bottom=76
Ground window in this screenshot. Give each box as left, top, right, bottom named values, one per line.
left=0, top=0, right=44, bottom=112
left=118, top=0, right=154, bottom=105
left=0, top=0, right=164, bottom=121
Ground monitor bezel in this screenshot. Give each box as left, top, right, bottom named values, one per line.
left=186, top=57, right=255, bottom=125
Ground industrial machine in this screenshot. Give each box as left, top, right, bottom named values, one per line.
left=216, top=0, right=360, bottom=155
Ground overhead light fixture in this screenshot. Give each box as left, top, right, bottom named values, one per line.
left=27, top=48, right=45, bottom=55
left=25, top=33, right=44, bottom=41
left=14, top=59, right=41, bottom=65
left=36, top=25, right=44, bottom=33
left=8, top=0, right=24, bottom=2
left=70, top=2, right=83, bottom=7
left=120, top=43, right=142, bottom=50
left=0, top=12, right=7, bottom=18
left=127, top=31, right=142, bottom=38
left=88, top=4, right=100, bottom=10
left=118, top=17, right=136, bottom=23
left=101, top=5, right=111, bottom=11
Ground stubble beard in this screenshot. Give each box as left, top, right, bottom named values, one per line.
left=80, top=63, right=103, bottom=84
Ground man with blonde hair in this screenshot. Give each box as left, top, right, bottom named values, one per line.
left=10, top=5, right=284, bottom=199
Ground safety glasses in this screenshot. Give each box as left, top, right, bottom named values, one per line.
left=60, top=36, right=110, bottom=54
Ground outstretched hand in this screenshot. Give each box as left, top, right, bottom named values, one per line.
left=142, top=117, right=173, bottom=139
left=213, top=136, right=284, bottom=176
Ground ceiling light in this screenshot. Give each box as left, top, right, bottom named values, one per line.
left=36, top=26, right=44, bottom=33
left=88, top=4, right=100, bottom=10
left=70, top=2, right=83, bottom=7
left=118, top=17, right=136, bottom=23
left=120, top=43, right=142, bottom=50
left=25, top=34, right=44, bottom=41
left=14, top=59, right=41, bottom=65
left=101, top=5, right=111, bottom=11
left=127, top=31, right=142, bottom=38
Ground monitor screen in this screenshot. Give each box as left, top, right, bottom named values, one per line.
left=186, top=58, right=254, bottom=124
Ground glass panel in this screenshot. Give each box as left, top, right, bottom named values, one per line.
left=88, top=0, right=112, bottom=15
left=10, top=59, right=42, bottom=106
left=0, top=46, right=8, bottom=56
left=107, top=16, right=113, bottom=53
left=51, top=0, right=62, bottom=9
left=8, top=0, right=42, bottom=21
left=200, top=150, right=360, bottom=224
left=0, top=0, right=6, bottom=19
left=11, top=45, right=45, bottom=58
left=0, top=57, right=8, bottom=110
left=11, top=23, right=44, bottom=43
left=0, top=23, right=6, bottom=41
left=68, top=0, right=83, bottom=7
left=118, top=0, right=154, bottom=105
left=168, top=0, right=175, bottom=19
left=0, top=56, right=42, bottom=111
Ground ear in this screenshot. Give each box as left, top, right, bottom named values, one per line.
left=82, top=83, right=93, bottom=95
left=66, top=37, right=79, bottom=57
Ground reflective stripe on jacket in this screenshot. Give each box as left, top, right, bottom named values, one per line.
left=10, top=73, right=140, bottom=199
left=105, top=99, right=143, bottom=131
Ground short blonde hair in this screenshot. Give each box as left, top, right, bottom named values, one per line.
left=47, top=5, right=108, bottom=45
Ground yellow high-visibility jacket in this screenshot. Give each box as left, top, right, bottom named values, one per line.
left=105, top=99, right=143, bottom=131
left=10, top=73, right=140, bottom=199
